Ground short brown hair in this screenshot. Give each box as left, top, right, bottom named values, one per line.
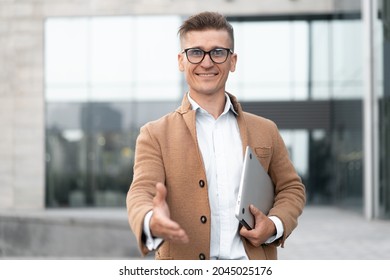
left=178, top=11, right=234, bottom=50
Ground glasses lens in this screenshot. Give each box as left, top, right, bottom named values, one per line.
left=210, top=49, right=229, bottom=63
left=186, top=49, right=204, bottom=64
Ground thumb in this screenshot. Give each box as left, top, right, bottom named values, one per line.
left=153, top=182, right=167, bottom=206
left=249, top=204, right=262, bottom=216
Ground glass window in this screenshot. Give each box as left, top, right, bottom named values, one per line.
left=227, top=19, right=363, bottom=101
left=332, top=20, right=363, bottom=99
left=45, top=17, right=90, bottom=102
left=44, top=15, right=367, bottom=210
left=311, top=19, right=363, bottom=100
left=280, top=129, right=309, bottom=178
left=311, top=20, right=331, bottom=100
left=228, top=21, right=308, bottom=101
left=44, top=16, right=181, bottom=207
left=45, top=16, right=181, bottom=103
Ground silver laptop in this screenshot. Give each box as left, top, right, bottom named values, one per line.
left=235, top=146, right=275, bottom=230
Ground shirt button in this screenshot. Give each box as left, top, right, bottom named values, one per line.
left=199, top=253, right=206, bottom=260
left=199, top=180, right=205, bottom=188
left=200, top=215, right=207, bottom=224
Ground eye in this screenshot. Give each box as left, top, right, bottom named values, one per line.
left=187, top=49, right=204, bottom=57
left=211, top=49, right=226, bottom=57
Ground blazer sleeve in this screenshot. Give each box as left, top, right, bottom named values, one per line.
left=266, top=121, right=306, bottom=247
left=126, top=124, right=166, bottom=256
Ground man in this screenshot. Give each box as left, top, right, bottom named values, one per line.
left=127, top=11, right=305, bottom=260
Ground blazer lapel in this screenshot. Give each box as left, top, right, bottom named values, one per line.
left=182, top=110, right=198, bottom=144
left=237, top=111, right=249, bottom=157
left=178, top=92, right=249, bottom=157
left=176, top=94, right=198, bottom=145
left=227, top=92, right=249, bottom=157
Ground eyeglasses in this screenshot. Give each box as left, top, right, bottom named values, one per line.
left=182, top=47, right=233, bottom=64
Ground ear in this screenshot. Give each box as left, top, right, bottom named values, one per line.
left=178, top=52, right=185, bottom=72
left=229, top=52, right=237, bottom=72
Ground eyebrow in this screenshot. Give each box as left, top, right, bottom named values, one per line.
left=186, top=46, right=229, bottom=50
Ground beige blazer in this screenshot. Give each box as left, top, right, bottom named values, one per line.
left=127, top=93, right=306, bottom=260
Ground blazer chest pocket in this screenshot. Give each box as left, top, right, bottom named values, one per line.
left=254, top=146, right=272, bottom=172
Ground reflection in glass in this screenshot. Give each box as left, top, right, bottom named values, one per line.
left=45, top=102, right=179, bottom=207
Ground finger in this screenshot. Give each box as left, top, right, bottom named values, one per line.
left=239, top=225, right=248, bottom=236
left=150, top=215, right=179, bottom=239
left=153, top=182, right=167, bottom=205
left=239, top=224, right=254, bottom=238
left=154, top=214, right=182, bottom=231
left=167, top=228, right=189, bottom=243
left=155, top=215, right=186, bottom=235
left=156, top=215, right=189, bottom=243
left=249, top=204, right=262, bottom=216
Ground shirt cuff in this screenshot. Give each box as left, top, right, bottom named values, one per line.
left=265, top=216, right=284, bottom=244
left=143, top=210, right=163, bottom=251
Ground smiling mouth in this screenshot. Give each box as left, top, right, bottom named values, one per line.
left=196, top=73, right=217, bottom=77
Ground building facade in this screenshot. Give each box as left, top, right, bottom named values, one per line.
left=0, top=0, right=388, bottom=219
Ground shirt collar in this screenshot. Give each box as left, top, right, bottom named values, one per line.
left=187, top=92, right=238, bottom=116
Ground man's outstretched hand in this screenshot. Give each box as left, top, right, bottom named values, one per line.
left=149, top=182, right=189, bottom=243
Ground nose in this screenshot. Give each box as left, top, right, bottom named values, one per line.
left=200, top=53, right=214, bottom=67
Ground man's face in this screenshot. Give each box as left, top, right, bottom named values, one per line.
left=178, top=29, right=237, bottom=97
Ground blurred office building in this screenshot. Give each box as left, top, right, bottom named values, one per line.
left=0, top=0, right=389, bottom=257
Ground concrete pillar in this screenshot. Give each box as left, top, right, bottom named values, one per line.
left=362, top=0, right=380, bottom=219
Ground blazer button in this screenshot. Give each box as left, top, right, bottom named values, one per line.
left=200, top=215, right=207, bottom=224
left=199, top=253, right=206, bottom=260
left=199, top=180, right=205, bottom=188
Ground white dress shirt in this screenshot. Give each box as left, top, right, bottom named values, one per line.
left=143, top=93, right=283, bottom=259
